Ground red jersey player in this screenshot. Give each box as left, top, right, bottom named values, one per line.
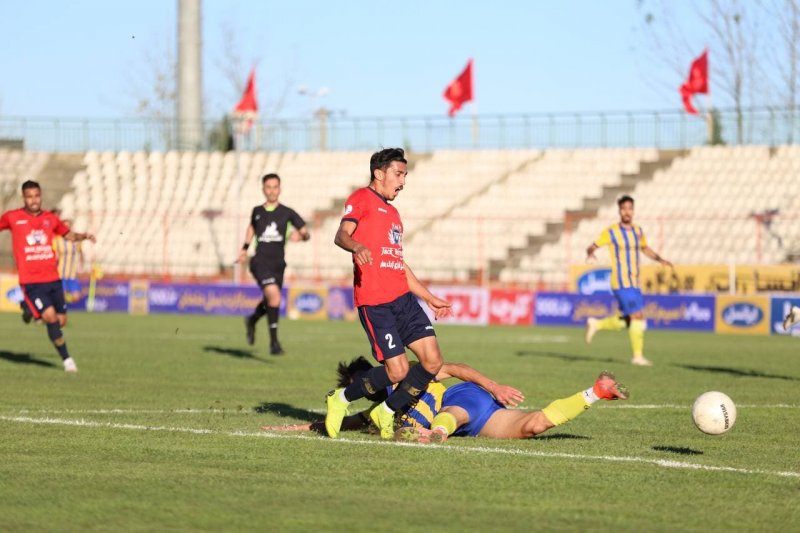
left=325, top=148, right=453, bottom=439
left=0, top=180, right=95, bottom=372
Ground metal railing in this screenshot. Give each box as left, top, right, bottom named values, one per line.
left=1, top=107, right=799, bottom=153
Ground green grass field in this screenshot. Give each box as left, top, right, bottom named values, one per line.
left=1, top=312, right=798, bottom=532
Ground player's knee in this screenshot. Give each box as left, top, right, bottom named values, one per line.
left=421, top=357, right=443, bottom=375
left=40, top=309, right=57, bottom=324
left=385, top=358, right=409, bottom=383
left=58, top=315, right=67, bottom=327
left=524, top=412, right=555, bottom=437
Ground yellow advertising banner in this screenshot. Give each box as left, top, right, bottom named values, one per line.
left=570, top=264, right=800, bottom=295
left=128, top=279, right=150, bottom=315
left=0, top=275, right=22, bottom=312
left=715, top=295, right=771, bottom=335
left=287, top=287, right=328, bottom=320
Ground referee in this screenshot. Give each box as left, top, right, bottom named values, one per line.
left=238, top=173, right=310, bottom=355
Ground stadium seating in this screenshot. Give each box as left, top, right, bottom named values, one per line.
left=44, top=145, right=799, bottom=283
left=402, top=148, right=659, bottom=281
left=499, top=145, right=800, bottom=285
left=0, top=149, right=49, bottom=208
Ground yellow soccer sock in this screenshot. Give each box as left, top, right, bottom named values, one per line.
left=597, top=315, right=626, bottom=331
left=541, top=392, right=591, bottom=426
left=629, top=319, right=646, bottom=358
left=431, top=412, right=458, bottom=436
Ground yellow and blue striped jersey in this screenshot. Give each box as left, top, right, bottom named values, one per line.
left=397, top=381, right=447, bottom=429
left=594, top=223, right=648, bottom=290
left=52, top=236, right=82, bottom=281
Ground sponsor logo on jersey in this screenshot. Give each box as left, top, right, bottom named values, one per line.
left=387, top=223, right=402, bottom=245
left=26, top=229, right=48, bottom=246
left=258, top=221, right=283, bottom=243
left=378, top=207, right=388, bottom=213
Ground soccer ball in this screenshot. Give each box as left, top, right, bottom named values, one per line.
left=692, top=391, right=737, bottom=435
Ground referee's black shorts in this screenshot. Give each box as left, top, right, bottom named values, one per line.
left=249, top=259, right=285, bottom=289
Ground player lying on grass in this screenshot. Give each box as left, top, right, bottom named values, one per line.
left=262, top=357, right=628, bottom=442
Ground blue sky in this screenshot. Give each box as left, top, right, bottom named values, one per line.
left=1, top=0, right=718, bottom=120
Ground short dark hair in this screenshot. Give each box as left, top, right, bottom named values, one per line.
left=617, top=194, right=634, bottom=207
left=369, top=148, right=406, bottom=181
left=335, top=356, right=375, bottom=388
left=262, top=173, right=280, bottom=185
left=21, top=180, right=40, bottom=192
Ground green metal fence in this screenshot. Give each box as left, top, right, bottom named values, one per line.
left=0, top=107, right=798, bottom=152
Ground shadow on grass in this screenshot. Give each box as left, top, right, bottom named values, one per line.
left=516, top=350, right=618, bottom=364
left=673, top=363, right=798, bottom=381
left=534, top=433, right=592, bottom=441
left=0, top=350, right=57, bottom=368
left=203, top=345, right=271, bottom=364
left=652, top=445, right=703, bottom=456
left=254, top=402, right=320, bottom=422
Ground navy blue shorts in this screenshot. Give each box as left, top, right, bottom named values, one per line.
left=358, top=292, right=435, bottom=362
left=613, top=287, right=644, bottom=316
left=22, top=281, right=67, bottom=319
left=444, top=382, right=505, bottom=437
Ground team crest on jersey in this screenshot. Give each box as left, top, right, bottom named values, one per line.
left=26, top=229, right=47, bottom=246
left=387, top=223, right=402, bottom=245
left=258, top=221, right=283, bottom=243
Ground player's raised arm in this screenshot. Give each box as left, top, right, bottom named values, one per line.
left=334, top=219, right=372, bottom=265
left=437, top=362, right=525, bottom=407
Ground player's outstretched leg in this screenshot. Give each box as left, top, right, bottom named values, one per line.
left=585, top=315, right=625, bottom=344
left=592, top=371, right=629, bottom=400
left=784, top=305, right=800, bottom=331
left=541, top=371, right=628, bottom=427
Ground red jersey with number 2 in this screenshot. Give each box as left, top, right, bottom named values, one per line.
left=0, top=208, right=70, bottom=284
left=342, top=187, right=409, bottom=306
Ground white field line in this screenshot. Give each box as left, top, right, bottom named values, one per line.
left=1, top=415, right=798, bottom=480
left=2, top=404, right=798, bottom=416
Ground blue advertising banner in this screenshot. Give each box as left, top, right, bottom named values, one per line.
left=575, top=268, right=613, bottom=295
left=147, top=283, right=287, bottom=316
left=327, top=286, right=356, bottom=320
left=534, top=293, right=616, bottom=326
left=770, top=296, right=800, bottom=336
left=71, top=280, right=130, bottom=313
left=534, top=292, right=715, bottom=332
left=642, top=294, right=715, bottom=331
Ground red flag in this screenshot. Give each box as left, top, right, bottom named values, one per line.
left=233, top=68, right=258, bottom=134
left=680, top=50, right=708, bottom=115
left=234, top=68, right=258, bottom=114
left=443, top=59, right=473, bottom=117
